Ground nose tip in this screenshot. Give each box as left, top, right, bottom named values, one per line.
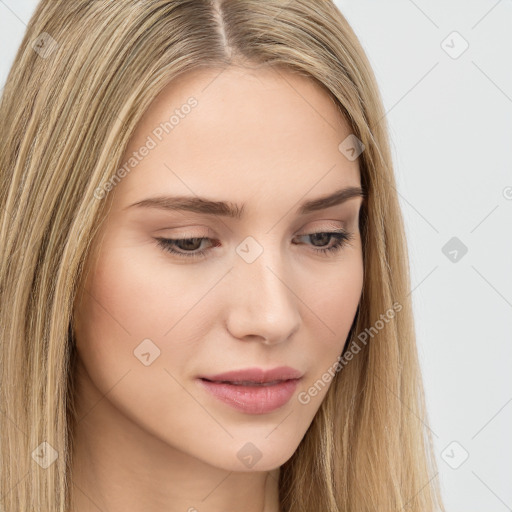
left=225, top=259, right=301, bottom=345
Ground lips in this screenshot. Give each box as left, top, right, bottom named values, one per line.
left=199, top=366, right=303, bottom=384
left=197, top=366, right=303, bottom=414
left=209, top=380, right=282, bottom=386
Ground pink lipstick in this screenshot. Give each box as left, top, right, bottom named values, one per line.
left=198, top=366, right=302, bottom=414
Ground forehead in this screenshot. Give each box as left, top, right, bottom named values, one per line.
left=113, top=65, right=360, bottom=209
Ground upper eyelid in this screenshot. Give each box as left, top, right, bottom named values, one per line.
left=158, top=229, right=349, bottom=243
left=157, top=219, right=352, bottom=236
left=169, top=228, right=348, bottom=238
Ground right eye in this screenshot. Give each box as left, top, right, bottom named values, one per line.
left=155, top=237, right=218, bottom=260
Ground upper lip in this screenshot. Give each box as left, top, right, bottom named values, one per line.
left=199, top=366, right=303, bottom=383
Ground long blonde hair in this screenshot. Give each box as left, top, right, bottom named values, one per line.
left=0, top=1, right=444, bottom=510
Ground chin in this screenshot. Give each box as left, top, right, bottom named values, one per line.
left=202, top=436, right=300, bottom=472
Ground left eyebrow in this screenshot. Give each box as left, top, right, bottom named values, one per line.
left=124, top=186, right=365, bottom=219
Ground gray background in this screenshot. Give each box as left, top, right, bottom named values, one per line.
left=1, top=1, right=511, bottom=510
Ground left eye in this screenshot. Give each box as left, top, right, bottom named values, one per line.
left=155, top=230, right=354, bottom=260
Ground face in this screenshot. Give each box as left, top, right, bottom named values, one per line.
left=73, top=65, right=364, bottom=472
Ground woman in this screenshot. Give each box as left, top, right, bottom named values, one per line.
left=0, top=1, right=444, bottom=511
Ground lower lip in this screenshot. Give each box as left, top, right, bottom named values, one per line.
left=198, top=378, right=300, bottom=414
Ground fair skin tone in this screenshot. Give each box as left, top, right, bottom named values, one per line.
left=71, top=64, right=364, bottom=512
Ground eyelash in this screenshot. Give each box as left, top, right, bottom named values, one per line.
left=155, top=230, right=354, bottom=260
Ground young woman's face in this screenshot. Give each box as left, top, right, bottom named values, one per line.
left=73, top=65, right=364, bottom=472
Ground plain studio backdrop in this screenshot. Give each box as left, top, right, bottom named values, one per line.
left=1, top=1, right=511, bottom=511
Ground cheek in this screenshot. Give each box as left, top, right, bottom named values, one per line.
left=73, top=239, right=217, bottom=391
left=297, top=254, right=363, bottom=398
left=327, top=264, right=363, bottom=342
left=72, top=248, right=206, bottom=435
left=306, top=250, right=363, bottom=338
left=76, top=240, right=197, bottom=339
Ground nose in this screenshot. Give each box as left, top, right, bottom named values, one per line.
left=225, top=245, right=301, bottom=345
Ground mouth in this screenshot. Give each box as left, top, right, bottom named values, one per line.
left=200, top=378, right=292, bottom=386
left=197, top=372, right=302, bottom=414
left=199, top=365, right=303, bottom=384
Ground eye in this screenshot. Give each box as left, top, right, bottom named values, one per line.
left=293, top=230, right=355, bottom=255
left=155, top=229, right=354, bottom=260
left=155, top=236, right=216, bottom=260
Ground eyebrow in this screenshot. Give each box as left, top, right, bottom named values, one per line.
left=125, top=186, right=365, bottom=219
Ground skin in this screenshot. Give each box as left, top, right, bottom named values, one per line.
left=71, top=64, right=364, bottom=512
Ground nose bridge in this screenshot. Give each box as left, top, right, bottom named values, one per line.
left=225, top=235, right=301, bottom=343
